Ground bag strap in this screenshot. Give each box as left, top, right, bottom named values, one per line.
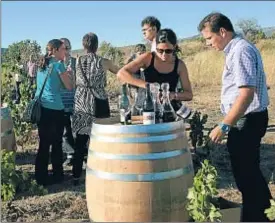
left=78, top=56, right=90, bottom=85
left=38, top=64, right=53, bottom=99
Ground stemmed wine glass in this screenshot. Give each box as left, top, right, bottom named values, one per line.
left=133, top=89, right=144, bottom=116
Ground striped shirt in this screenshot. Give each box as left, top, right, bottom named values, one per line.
left=60, top=57, right=76, bottom=113
left=151, top=40, right=156, bottom=52
left=221, top=35, right=269, bottom=115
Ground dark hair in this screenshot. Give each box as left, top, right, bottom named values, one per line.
left=82, top=32, right=98, bottom=53
left=174, top=44, right=181, bottom=56
left=60, top=37, right=71, bottom=50
left=39, top=39, right=64, bottom=70
left=198, top=12, right=235, bottom=33
left=141, top=16, right=161, bottom=32
left=134, top=44, right=146, bottom=53
left=156, top=28, right=177, bottom=45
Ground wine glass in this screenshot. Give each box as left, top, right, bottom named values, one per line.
left=132, top=91, right=142, bottom=116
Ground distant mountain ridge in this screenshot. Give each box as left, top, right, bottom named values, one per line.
left=2, top=27, right=274, bottom=59
left=71, top=26, right=275, bottom=57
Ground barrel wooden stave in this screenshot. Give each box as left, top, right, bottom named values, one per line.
left=86, top=175, right=193, bottom=222
left=90, top=131, right=189, bottom=154
left=86, top=119, right=194, bottom=222
left=87, top=153, right=192, bottom=174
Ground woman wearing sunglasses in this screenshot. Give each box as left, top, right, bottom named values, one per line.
left=117, top=28, right=193, bottom=109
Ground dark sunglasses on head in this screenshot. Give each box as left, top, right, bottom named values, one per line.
left=156, top=48, right=174, bottom=54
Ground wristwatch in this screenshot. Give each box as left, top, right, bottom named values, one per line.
left=218, top=123, right=231, bottom=134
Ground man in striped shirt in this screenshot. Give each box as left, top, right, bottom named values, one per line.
left=199, top=13, right=271, bottom=221
left=60, top=38, right=76, bottom=164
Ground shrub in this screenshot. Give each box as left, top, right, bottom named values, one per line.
left=1, top=150, right=47, bottom=202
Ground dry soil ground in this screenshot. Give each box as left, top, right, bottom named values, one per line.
left=1, top=85, right=274, bottom=222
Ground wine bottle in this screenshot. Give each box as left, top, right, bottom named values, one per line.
left=143, top=83, right=155, bottom=125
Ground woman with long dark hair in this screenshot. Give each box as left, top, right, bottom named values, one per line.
left=118, top=28, right=193, bottom=109
left=35, top=39, right=73, bottom=186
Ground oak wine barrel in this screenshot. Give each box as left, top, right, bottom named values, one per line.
left=86, top=117, right=194, bottom=222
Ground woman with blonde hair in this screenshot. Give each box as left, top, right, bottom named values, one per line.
left=35, top=39, right=73, bottom=186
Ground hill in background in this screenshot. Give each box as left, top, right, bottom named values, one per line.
left=71, top=26, right=275, bottom=58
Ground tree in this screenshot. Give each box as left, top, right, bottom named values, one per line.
left=270, top=32, right=275, bottom=39
left=98, top=41, right=112, bottom=57
left=236, top=19, right=266, bottom=43
left=236, top=18, right=261, bottom=36
left=3, top=40, right=41, bottom=68
left=98, top=41, right=125, bottom=67
left=246, top=29, right=266, bottom=43
left=1, top=39, right=40, bottom=149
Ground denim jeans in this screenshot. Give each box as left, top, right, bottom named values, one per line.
left=62, top=112, right=75, bottom=157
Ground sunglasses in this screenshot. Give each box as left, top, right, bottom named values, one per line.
left=156, top=48, right=174, bottom=54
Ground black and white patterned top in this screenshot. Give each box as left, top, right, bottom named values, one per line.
left=72, top=53, right=107, bottom=135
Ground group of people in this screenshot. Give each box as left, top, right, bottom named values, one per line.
left=31, top=12, right=271, bottom=222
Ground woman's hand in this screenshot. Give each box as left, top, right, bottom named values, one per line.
left=169, top=92, right=178, bottom=101
left=60, top=71, right=73, bottom=90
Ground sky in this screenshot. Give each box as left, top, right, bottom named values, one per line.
left=2, top=1, right=275, bottom=51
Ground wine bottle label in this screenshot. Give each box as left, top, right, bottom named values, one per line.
left=176, top=105, right=191, bottom=119
left=143, top=112, right=155, bottom=125
left=120, top=109, right=125, bottom=122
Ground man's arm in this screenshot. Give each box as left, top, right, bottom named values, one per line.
left=210, top=46, right=257, bottom=142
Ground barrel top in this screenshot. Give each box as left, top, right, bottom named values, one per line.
left=92, top=116, right=186, bottom=134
